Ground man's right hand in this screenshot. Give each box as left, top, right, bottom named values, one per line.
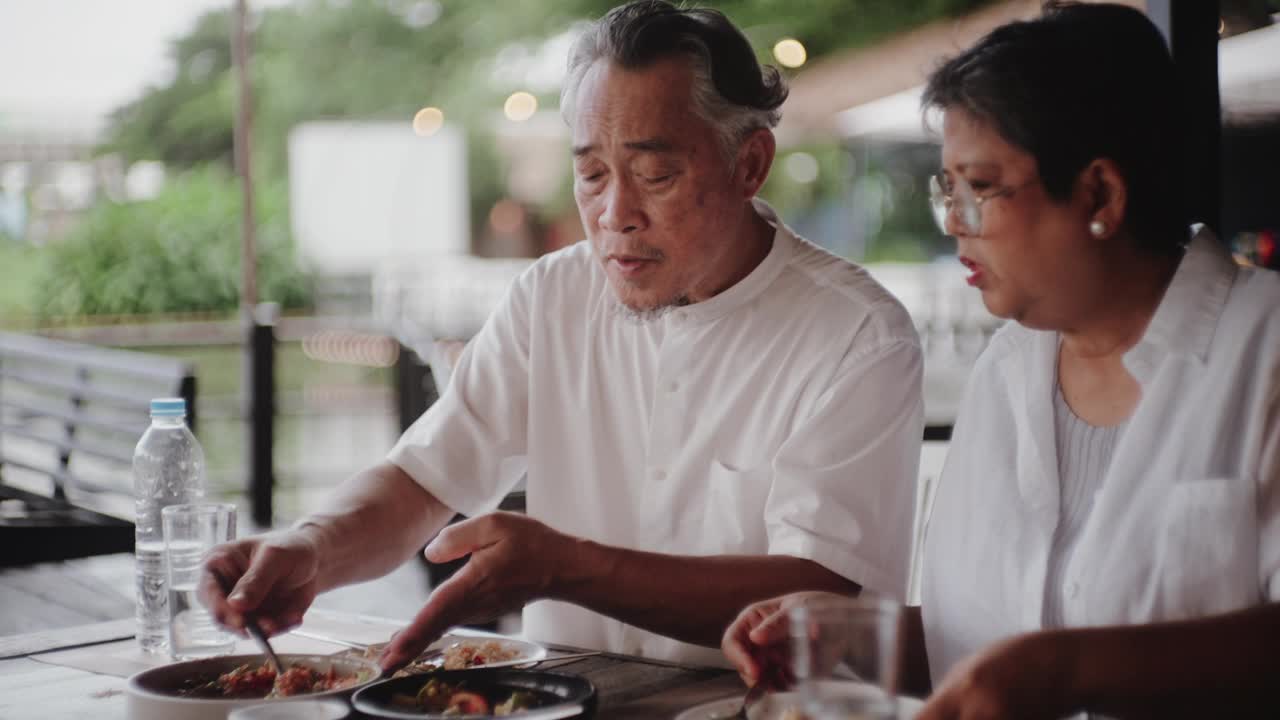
left=198, top=530, right=323, bottom=637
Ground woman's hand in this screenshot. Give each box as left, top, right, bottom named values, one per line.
left=721, top=591, right=852, bottom=689
left=916, top=632, right=1073, bottom=720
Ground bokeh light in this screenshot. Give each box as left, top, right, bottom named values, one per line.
left=504, top=91, right=538, bottom=122
left=489, top=198, right=526, bottom=234
left=773, top=38, right=807, bottom=68
left=784, top=152, right=820, bottom=184
left=412, top=106, right=444, bottom=136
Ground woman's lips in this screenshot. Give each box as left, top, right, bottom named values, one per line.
left=959, top=256, right=984, bottom=286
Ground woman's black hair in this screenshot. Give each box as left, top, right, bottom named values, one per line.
left=923, top=2, right=1186, bottom=254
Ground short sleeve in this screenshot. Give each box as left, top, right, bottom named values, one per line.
left=765, top=336, right=924, bottom=600
left=386, top=270, right=534, bottom=518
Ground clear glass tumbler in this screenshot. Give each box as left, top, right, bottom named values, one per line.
left=162, top=502, right=238, bottom=659
left=787, top=595, right=903, bottom=720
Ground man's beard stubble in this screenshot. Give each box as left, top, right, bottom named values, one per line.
left=605, top=288, right=692, bottom=324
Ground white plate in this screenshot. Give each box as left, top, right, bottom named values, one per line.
left=409, top=635, right=548, bottom=671
left=674, top=687, right=924, bottom=720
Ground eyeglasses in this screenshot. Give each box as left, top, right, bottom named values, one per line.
left=928, top=171, right=1037, bottom=237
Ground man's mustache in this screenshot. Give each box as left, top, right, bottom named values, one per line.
left=601, top=245, right=664, bottom=261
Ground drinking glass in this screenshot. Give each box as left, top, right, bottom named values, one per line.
left=787, top=595, right=903, bottom=719
left=162, top=502, right=238, bottom=659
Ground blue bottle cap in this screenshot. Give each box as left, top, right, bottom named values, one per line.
left=150, top=398, right=187, bottom=416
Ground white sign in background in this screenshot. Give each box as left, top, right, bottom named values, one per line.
left=288, top=121, right=470, bottom=275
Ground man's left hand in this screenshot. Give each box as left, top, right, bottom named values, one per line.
left=378, top=512, right=574, bottom=671
left=916, top=632, right=1073, bottom=720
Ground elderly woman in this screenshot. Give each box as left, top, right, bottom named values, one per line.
left=722, top=3, right=1280, bottom=718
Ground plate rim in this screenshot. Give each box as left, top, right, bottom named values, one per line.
left=671, top=696, right=740, bottom=720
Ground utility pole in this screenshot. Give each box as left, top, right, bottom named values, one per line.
left=231, top=0, right=275, bottom=528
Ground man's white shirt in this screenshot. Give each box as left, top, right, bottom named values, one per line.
left=390, top=199, right=923, bottom=666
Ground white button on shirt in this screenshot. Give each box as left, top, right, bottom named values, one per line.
left=921, top=228, right=1280, bottom=681
left=390, top=199, right=924, bottom=666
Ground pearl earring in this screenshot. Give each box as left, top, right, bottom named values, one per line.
left=1089, top=220, right=1107, bottom=238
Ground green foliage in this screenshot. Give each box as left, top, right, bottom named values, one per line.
left=0, top=240, right=43, bottom=323
left=857, top=140, right=954, bottom=262
left=34, top=168, right=311, bottom=319
left=716, top=0, right=996, bottom=60
left=762, top=142, right=854, bottom=216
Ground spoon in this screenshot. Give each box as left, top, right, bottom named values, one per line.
left=213, top=572, right=286, bottom=676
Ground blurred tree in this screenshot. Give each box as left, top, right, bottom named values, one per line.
left=104, top=11, right=237, bottom=169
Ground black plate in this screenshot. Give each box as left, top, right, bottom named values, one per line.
left=351, top=668, right=596, bottom=719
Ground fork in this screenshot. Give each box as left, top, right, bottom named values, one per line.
left=515, top=651, right=603, bottom=668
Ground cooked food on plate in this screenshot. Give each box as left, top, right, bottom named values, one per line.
left=178, top=662, right=359, bottom=699
left=442, top=640, right=523, bottom=669
left=399, top=639, right=527, bottom=676
left=390, top=677, right=545, bottom=716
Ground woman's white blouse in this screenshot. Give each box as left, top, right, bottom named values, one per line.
left=921, top=228, right=1280, bottom=680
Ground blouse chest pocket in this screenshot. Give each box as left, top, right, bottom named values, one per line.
left=699, top=459, right=772, bottom=554
left=1144, top=477, right=1259, bottom=620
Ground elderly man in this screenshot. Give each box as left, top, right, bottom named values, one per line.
left=203, top=0, right=923, bottom=670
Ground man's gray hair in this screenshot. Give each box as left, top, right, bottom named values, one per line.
left=560, top=1, right=788, bottom=159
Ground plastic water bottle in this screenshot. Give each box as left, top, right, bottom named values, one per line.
left=134, top=397, right=206, bottom=653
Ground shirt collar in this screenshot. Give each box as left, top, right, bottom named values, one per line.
left=667, top=197, right=794, bottom=326
left=1124, top=225, right=1236, bottom=378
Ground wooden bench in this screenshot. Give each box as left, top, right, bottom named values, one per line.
left=0, top=331, right=196, bottom=567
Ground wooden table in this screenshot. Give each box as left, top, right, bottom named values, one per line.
left=0, top=615, right=744, bottom=719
